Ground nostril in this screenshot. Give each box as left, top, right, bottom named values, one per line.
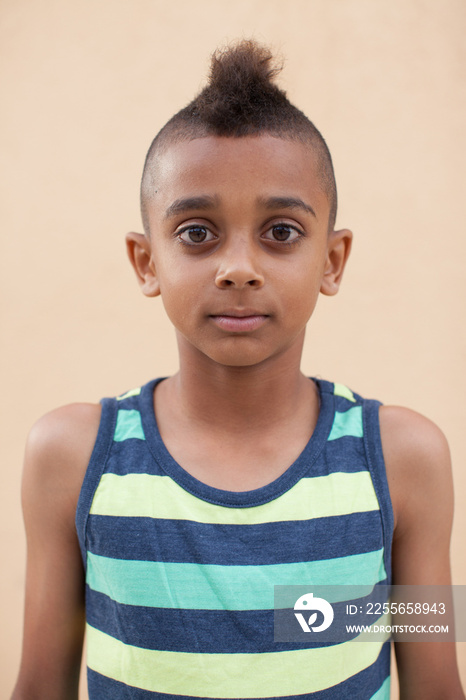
left=215, top=270, right=265, bottom=288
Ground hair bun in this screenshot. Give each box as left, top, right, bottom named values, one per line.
left=196, top=40, right=287, bottom=132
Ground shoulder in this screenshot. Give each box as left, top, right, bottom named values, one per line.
left=22, top=403, right=102, bottom=528
left=378, top=405, right=454, bottom=575
left=378, top=404, right=450, bottom=459
left=26, top=402, right=102, bottom=455
left=25, top=402, right=102, bottom=472
left=379, top=405, right=451, bottom=487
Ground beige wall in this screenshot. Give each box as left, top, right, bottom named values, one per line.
left=2, top=1, right=465, bottom=697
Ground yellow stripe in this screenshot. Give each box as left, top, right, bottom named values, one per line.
left=86, top=623, right=388, bottom=698
left=90, top=471, right=379, bottom=523
left=116, top=387, right=141, bottom=400
left=333, top=383, right=356, bottom=402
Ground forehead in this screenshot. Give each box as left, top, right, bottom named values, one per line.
left=147, top=134, right=329, bottom=219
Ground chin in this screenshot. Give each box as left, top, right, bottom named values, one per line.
left=210, top=354, right=268, bottom=369
left=204, top=346, right=287, bottom=371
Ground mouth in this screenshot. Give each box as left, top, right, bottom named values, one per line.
left=209, top=310, right=269, bottom=332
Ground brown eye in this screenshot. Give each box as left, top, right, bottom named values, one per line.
left=272, top=226, right=292, bottom=241
left=178, top=226, right=215, bottom=244
left=263, top=224, right=301, bottom=243
left=188, top=227, right=207, bottom=242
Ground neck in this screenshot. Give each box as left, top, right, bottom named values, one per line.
left=164, top=331, right=316, bottom=435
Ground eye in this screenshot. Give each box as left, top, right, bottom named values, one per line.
left=262, top=223, right=302, bottom=243
left=178, top=225, right=216, bottom=244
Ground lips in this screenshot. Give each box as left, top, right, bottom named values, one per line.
left=209, top=310, right=269, bottom=332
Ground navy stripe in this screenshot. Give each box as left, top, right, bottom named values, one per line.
left=116, top=393, right=142, bottom=409
left=87, top=511, right=384, bottom=564
left=322, top=436, right=367, bottom=472
left=106, top=440, right=165, bottom=475
left=86, top=586, right=388, bottom=654
left=87, top=641, right=390, bottom=699
left=87, top=587, right=278, bottom=653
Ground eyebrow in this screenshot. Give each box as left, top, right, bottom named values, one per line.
left=259, top=196, right=317, bottom=218
left=164, top=194, right=317, bottom=219
left=164, top=195, right=218, bottom=219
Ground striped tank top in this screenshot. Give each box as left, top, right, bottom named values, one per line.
left=76, top=377, right=394, bottom=699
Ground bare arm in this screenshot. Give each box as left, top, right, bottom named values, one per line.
left=380, top=406, right=465, bottom=700
left=11, top=403, right=101, bottom=700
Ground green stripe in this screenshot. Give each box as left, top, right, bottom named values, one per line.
left=86, top=623, right=388, bottom=698
left=90, top=471, right=379, bottom=523
left=328, top=406, right=363, bottom=441
left=369, top=676, right=391, bottom=700
left=86, top=549, right=386, bottom=610
left=113, top=409, right=145, bottom=441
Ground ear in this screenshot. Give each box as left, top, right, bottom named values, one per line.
left=320, top=228, right=353, bottom=296
left=125, top=232, right=161, bottom=297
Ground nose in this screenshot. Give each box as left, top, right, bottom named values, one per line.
left=215, top=238, right=265, bottom=289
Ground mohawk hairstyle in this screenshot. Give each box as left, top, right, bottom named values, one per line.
left=141, top=40, right=337, bottom=232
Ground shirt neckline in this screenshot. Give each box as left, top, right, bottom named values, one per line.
left=139, top=377, right=335, bottom=508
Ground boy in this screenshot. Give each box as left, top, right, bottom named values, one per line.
left=12, top=40, right=464, bottom=699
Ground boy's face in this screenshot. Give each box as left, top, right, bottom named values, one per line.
left=129, top=134, right=351, bottom=369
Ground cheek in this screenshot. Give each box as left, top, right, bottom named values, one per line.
left=157, top=264, right=206, bottom=327
left=280, top=278, right=324, bottom=334
left=283, top=262, right=323, bottom=308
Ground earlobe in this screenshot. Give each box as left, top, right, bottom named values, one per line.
left=320, top=228, right=353, bottom=297
left=125, top=232, right=161, bottom=297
